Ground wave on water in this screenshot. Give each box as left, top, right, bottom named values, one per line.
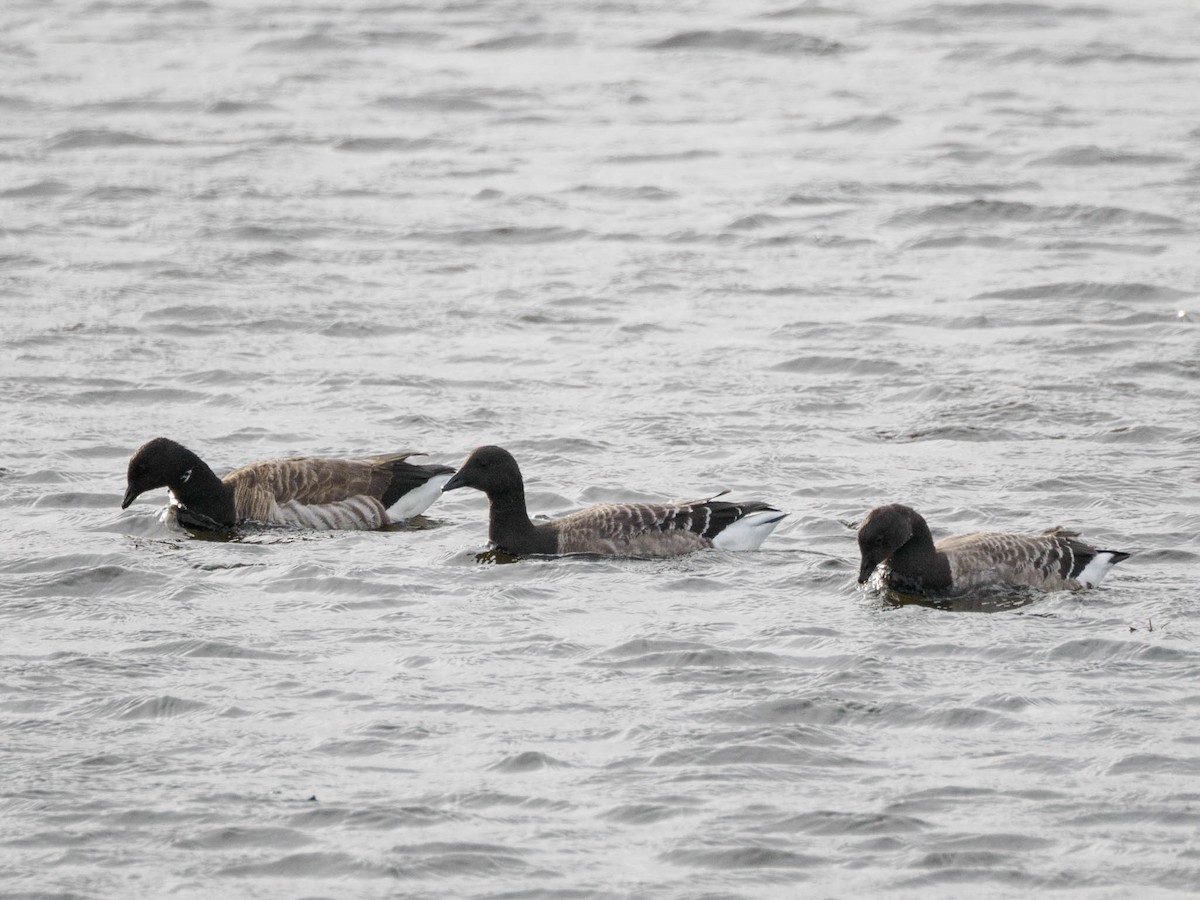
left=1107, top=753, right=1200, bottom=776
left=1042, top=240, right=1165, bottom=256
left=468, top=33, right=575, bottom=51
left=645, top=29, right=846, bottom=55
left=12, top=563, right=164, bottom=603
left=661, top=845, right=825, bottom=870
left=936, top=2, right=1110, bottom=20
left=374, top=93, right=496, bottom=113
left=333, top=136, right=440, bottom=153
left=972, top=281, right=1193, bottom=302
left=30, top=491, right=116, bottom=510
left=871, top=423, right=1028, bottom=444
left=770, top=356, right=919, bottom=377
left=727, top=213, right=788, bottom=230
left=888, top=200, right=1186, bottom=230
left=601, top=802, right=687, bottom=824
left=589, top=638, right=793, bottom=671
left=41, top=129, right=175, bottom=151
left=568, top=184, right=678, bottom=201
left=0, top=180, right=71, bottom=198
left=285, top=804, right=465, bottom=830
left=786, top=179, right=999, bottom=204
left=218, top=850, right=392, bottom=878
left=204, top=100, right=281, bottom=115
left=905, top=235, right=1018, bottom=250
left=251, top=33, right=355, bottom=53
left=1003, top=43, right=1199, bottom=66
left=123, top=639, right=294, bottom=660
left=604, top=149, right=719, bottom=164
left=760, top=809, right=930, bottom=835
left=104, top=694, right=211, bottom=720
left=870, top=180, right=1041, bottom=196
left=71, top=99, right=197, bottom=114
left=175, top=825, right=312, bottom=851
left=488, top=750, right=573, bottom=772
left=1091, top=424, right=1189, bottom=444
left=73, top=387, right=214, bottom=406
left=811, top=114, right=900, bottom=132
left=760, top=4, right=857, bottom=19
left=1046, top=637, right=1189, bottom=663
left=198, top=224, right=332, bottom=241
left=1030, top=145, right=1183, bottom=167
left=359, top=29, right=445, bottom=47
left=314, top=737, right=404, bottom=758
left=893, top=2, right=1112, bottom=32
left=152, top=0, right=216, bottom=12
left=407, top=226, right=589, bottom=245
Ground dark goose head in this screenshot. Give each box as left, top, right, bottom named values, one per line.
left=856, top=503, right=922, bottom=583
left=441, top=445, right=525, bottom=500
left=122, top=437, right=198, bottom=509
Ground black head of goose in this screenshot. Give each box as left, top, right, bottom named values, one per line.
left=122, top=436, right=455, bottom=530
left=856, top=503, right=1130, bottom=595
left=441, top=444, right=787, bottom=557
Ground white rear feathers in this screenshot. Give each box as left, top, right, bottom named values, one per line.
left=1075, top=550, right=1126, bottom=589
left=711, top=509, right=788, bottom=551
left=387, top=472, right=452, bottom=522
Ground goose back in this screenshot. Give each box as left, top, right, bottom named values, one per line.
left=938, top=527, right=1130, bottom=592
left=552, top=497, right=782, bottom=556
left=226, top=453, right=449, bottom=529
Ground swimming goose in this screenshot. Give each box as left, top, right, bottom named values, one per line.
left=441, top=445, right=786, bottom=557
left=121, top=436, right=455, bottom=530
left=856, top=503, right=1130, bottom=594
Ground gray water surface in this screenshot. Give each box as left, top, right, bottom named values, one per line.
left=2, top=0, right=1200, bottom=897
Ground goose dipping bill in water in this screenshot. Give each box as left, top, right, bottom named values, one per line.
left=856, top=503, right=1130, bottom=595
left=121, top=436, right=455, bottom=530
left=441, top=444, right=787, bottom=557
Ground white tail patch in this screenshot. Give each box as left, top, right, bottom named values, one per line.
left=711, top=510, right=788, bottom=551
left=1076, top=551, right=1123, bottom=589
left=387, top=473, right=452, bottom=522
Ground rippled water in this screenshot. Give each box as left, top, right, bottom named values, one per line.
left=3, top=0, right=1200, bottom=896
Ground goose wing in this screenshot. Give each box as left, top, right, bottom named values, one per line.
left=553, top=495, right=780, bottom=556
left=224, top=456, right=396, bottom=506
left=937, top=529, right=1107, bottom=590
left=222, top=456, right=401, bottom=527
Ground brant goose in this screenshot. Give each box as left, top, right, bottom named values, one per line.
left=857, top=503, right=1130, bottom=594
left=441, top=445, right=786, bottom=557
left=121, top=437, right=454, bottom=530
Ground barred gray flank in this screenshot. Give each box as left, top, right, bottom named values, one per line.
left=940, top=529, right=1089, bottom=591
